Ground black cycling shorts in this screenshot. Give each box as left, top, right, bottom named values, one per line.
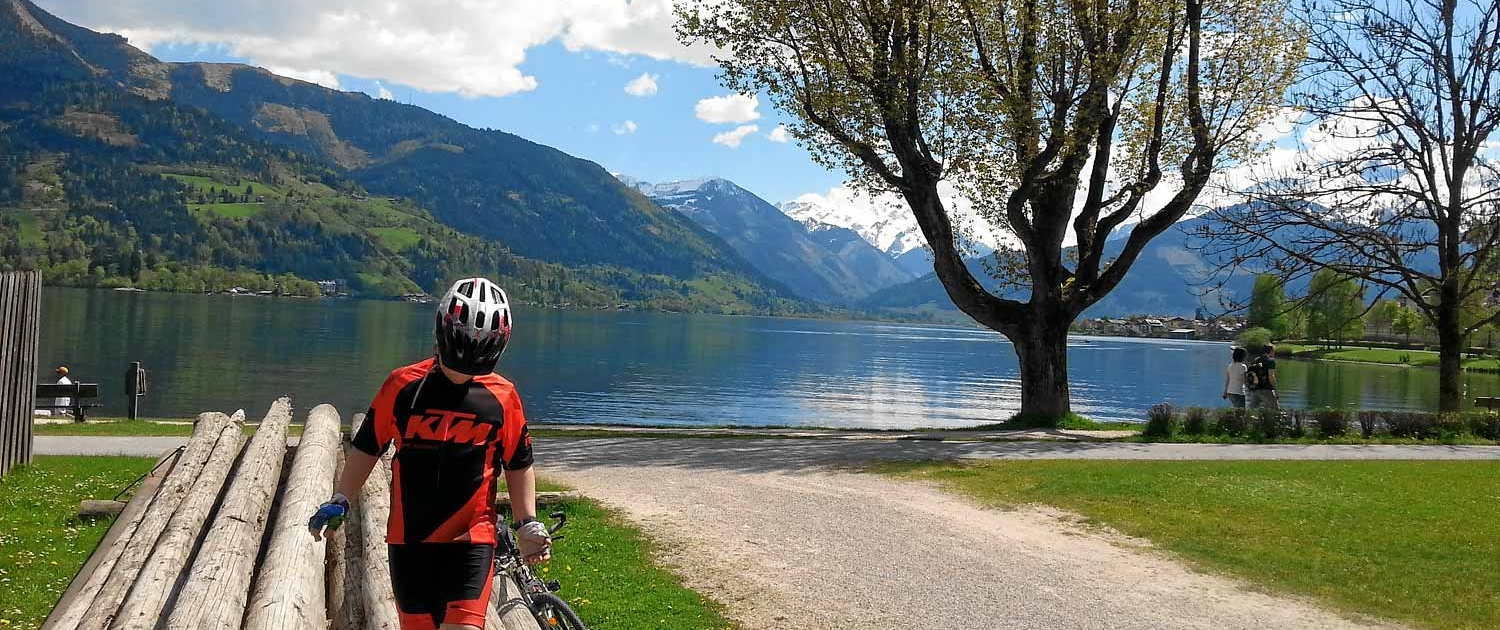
left=389, top=543, right=495, bottom=629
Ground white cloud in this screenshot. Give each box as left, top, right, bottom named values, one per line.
left=695, top=94, right=760, bottom=124
left=263, top=65, right=340, bottom=89
left=42, top=0, right=716, bottom=99
left=623, top=72, right=658, bottom=97
left=374, top=81, right=394, bottom=100
left=585, top=123, right=601, bottom=134
left=712, top=125, right=759, bottom=148
left=767, top=125, right=791, bottom=143
left=612, top=120, right=638, bottom=135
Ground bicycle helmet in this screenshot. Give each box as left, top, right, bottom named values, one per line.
left=435, top=277, right=513, bottom=375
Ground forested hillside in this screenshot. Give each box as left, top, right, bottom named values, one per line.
left=0, top=0, right=803, bottom=314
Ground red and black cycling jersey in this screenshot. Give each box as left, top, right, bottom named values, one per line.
left=352, top=358, right=534, bottom=546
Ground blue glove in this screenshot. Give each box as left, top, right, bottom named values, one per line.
left=308, top=493, right=350, bottom=540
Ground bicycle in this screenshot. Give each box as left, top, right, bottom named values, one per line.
left=495, top=510, right=589, bottom=630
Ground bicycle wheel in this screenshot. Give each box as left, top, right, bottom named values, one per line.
left=530, top=592, right=588, bottom=630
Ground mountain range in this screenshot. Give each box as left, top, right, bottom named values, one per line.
left=621, top=176, right=914, bottom=303
left=0, top=0, right=798, bottom=314
left=0, top=0, right=1276, bottom=319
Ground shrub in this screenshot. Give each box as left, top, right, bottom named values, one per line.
left=1356, top=410, right=1383, bottom=438
left=1237, top=327, right=1273, bottom=352
left=1466, top=411, right=1500, bottom=440
left=1285, top=409, right=1307, bottom=438
left=1435, top=413, right=1468, bottom=438
left=1313, top=408, right=1350, bottom=438
left=1144, top=403, right=1177, bottom=438
left=1215, top=407, right=1250, bottom=437
left=1183, top=407, right=1209, bottom=436
left=1251, top=408, right=1287, bottom=439
left=1387, top=411, right=1448, bottom=439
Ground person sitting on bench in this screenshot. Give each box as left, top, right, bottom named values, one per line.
left=54, top=366, right=73, bottom=413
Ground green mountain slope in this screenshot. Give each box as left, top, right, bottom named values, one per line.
left=155, top=52, right=756, bottom=278
left=0, top=0, right=801, bottom=313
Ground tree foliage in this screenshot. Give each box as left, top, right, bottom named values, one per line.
left=1195, top=0, right=1500, bottom=409
left=1304, top=268, right=1365, bottom=346
left=1248, top=274, right=1290, bottom=338
left=678, top=0, right=1301, bottom=417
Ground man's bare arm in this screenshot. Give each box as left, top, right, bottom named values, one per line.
left=337, top=447, right=380, bottom=501
left=503, top=465, right=538, bottom=523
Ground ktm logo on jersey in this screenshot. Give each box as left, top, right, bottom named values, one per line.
left=404, top=409, right=493, bottom=445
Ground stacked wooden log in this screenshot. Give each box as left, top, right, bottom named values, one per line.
left=42, top=401, right=543, bottom=630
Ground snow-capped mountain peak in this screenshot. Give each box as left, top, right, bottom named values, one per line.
left=777, top=184, right=1005, bottom=257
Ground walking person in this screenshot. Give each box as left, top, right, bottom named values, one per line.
left=1222, top=347, right=1248, bottom=408
left=1246, top=343, right=1279, bottom=410
left=308, top=277, right=548, bottom=630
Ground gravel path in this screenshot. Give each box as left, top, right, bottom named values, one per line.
left=547, top=454, right=1401, bottom=630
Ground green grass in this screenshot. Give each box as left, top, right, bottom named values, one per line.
left=519, top=498, right=735, bottom=630
left=0, top=461, right=731, bottom=630
left=969, top=413, right=1140, bottom=431
left=0, top=456, right=158, bottom=629
left=2, top=210, right=44, bottom=246
left=1279, top=343, right=1499, bottom=370
left=370, top=227, right=421, bottom=251
left=33, top=421, right=305, bottom=437
left=188, top=202, right=263, bottom=219
left=879, top=460, right=1500, bottom=630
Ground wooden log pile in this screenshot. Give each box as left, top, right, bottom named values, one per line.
left=42, top=401, right=542, bottom=630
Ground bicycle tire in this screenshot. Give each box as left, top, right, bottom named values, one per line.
left=530, top=592, right=588, bottom=630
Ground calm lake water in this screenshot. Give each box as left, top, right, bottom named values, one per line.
left=35, top=288, right=1500, bottom=427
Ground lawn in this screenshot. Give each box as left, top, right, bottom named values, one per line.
left=0, top=456, right=158, bottom=629
left=880, top=460, right=1500, bottom=630
left=2, top=210, right=44, bottom=246
left=188, top=202, right=263, bottom=219
left=1280, top=343, right=1500, bottom=370
left=511, top=498, right=735, bottom=630
left=1, top=459, right=732, bottom=630
left=370, top=226, right=421, bottom=251
left=33, top=420, right=305, bottom=437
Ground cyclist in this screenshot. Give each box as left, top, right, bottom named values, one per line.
left=309, top=277, right=552, bottom=630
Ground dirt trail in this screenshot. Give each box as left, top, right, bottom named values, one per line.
left=547, top=446, right=1400, bottom=630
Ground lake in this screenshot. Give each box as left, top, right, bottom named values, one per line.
left=35, top=288, right=1500, bottom=428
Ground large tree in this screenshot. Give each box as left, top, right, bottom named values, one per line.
left=1303, top=268, right=1365, bottom=346
left=1248, top=274, right=1291, bottom=338
left=678, top=0, right=1299, bottom=419
left=1196, top=0, right=1500, bottom=410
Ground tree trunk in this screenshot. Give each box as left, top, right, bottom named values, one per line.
left=1011, top=316, right=1072, bottom=420
left=109, top=418, right=246, bottom=630
left=168, top=398, right=292, bottom=629
left=74, top=412, right=233, bottom=630
left=245, top=403, right=341, bottom=630
left=357, top=450, right=400, bottom=630
left=1436, top=301, right=1464, bottom=412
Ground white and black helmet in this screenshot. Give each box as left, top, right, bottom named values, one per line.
left=435, top=277, right=512, bottom=375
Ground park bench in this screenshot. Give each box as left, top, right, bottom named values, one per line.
left=35, top=382, right=101, bottom=422
left=1476, top=397, right=1500, bottom=411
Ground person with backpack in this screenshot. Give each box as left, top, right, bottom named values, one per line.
left=1246, top=343, right=1279, bottom=410
left=1221, top=347, right=1248, bottom=408
left=308, top=277, right=548, bottom=630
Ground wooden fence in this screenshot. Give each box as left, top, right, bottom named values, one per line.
left=0, top=270, right=41, bottom=477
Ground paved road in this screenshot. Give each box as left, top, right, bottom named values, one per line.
left=35, top=434, right=1500, bottom=462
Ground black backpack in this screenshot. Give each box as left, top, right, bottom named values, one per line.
left=1246, top=356, right=1268, bottom=389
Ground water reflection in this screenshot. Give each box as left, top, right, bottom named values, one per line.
left=37, top=289, right=1500, bottom=427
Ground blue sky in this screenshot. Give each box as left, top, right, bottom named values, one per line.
left=40, top=0, right=847, bottom=204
